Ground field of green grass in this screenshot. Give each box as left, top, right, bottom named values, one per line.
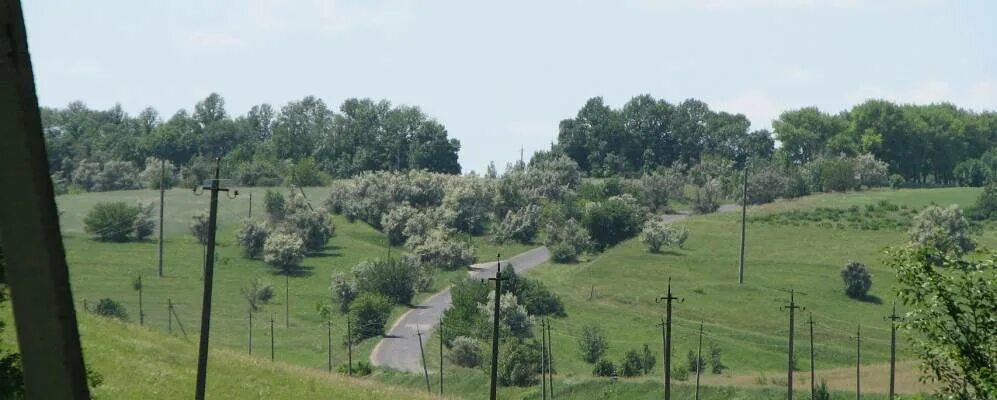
left=52, top=187, right=530, bottom=374
left=36, top=186, right=983, bottom=398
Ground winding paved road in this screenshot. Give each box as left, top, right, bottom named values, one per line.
left=370, top=246, right=552, bottom=372
left=369, top=204, right=740, bottom=372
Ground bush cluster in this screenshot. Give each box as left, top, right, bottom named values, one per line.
left=640, top=220, right=688, bottom=253
left=83, top=202, right=155, bottom=242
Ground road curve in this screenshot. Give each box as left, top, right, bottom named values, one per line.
left=369, top=204, right=741, bottom=372
left=370, top=246, right=552, bottom=372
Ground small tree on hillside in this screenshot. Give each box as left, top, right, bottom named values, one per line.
left=449, top=336, right=484, bottom=368
left=840, top=261, right=873, bottom=299
left=262, top=232, right=305, bottom=273
left=236, top=219, right=269, bottom=258
left=578, top=325, right=609, bottom=363
left=189, top=212, right=210, bottom=245
left=330, top=272, right=357, bottom=313
left=83, top=202, right=150, bottom=242
left=264, top=189, right=286, bottom=222
left=352, top=257, right=418, bottom=305
left=640, top=220, right=689, bottom=253
left=909, top=205, right=975, bottom=256
left=242, top=278, right=274, bottom=312
left=690, top=179, right=721, bottom=214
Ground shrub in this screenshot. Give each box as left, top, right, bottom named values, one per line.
left=449, top=336, right=484, bottom=368
left=970, top=183, right=997, bottom=220
left=709, top=341, right=727, bottom=374
left=840, top=261, right=873, bottom=299
left=189, top=212, right=210, bottom=244
left=242, top=278, right=274, bottom=312
left=406, top=229, right=476, bottom=270
left=954, top=158, right=989, bottom=187
left=440, top=278, right=490, bottom=342
left=636, top=171, right=682, bottom=212
left=640, top=220, right=688, bottom=253
left=497, top=339, right=541, bottom=386
left=337, top=361, right=372, bottom=376
left=352, top=257, right=417, bottom=305
left=908, top=205, right=975, bottom=255
left=93, top=161, right=140, bottom=191
left=523, top=155, right=581, bottom=201
left=493, top=204, right=541, bottom=244
left=690, top=180, right=722, bottom=214
left=804, top=156, right=856, bottom=192
left=348, top=293, right=393, bottom=340
left=93, top=298, right=128, bottom=321
left=619, top=349, right=644, bottom=377
left=814, top=379, right=831, bottom=400
left=889, top=174, right=906, bottom=189
left=286, top=208, right=334, bottom=252
left=583, top=194, right=647, bottom=249
left=264, top=190, right=286, bottom=222
left=131, top=202, right=155, bottom=240
left=499, top=267, right=566, bottom=317
left=742, top=165, right=791, bottom=205
left=592, top=359, right=616, bottom=377
left=262, top=232, right=305, bottom=272
left=287, top=157, right=327, bottom=187
left=854, top=153, right=889, bottom=188
left=381, top=204, right=419, bottom=246
left=546, top=218, right=590, bottom=262
left=439, top=178, right=493, bottom=234
left=139, top=157, right=178, bottom=189
left=83, top=202, right=150, bottom=242
left=640, top=344, right=656, bottom=375
left=330, top=272, right=357, bottom=314
left=235, top=220, right=269, bottom=258
left=479, top=292, right=533, bottom=338
left=672, top=364, right=690, bottom=381
left=70, top=160, right=102, bottom=191
left=578, top=326, right=609, bottom=363
left=687, top=349, right=705, bottom=374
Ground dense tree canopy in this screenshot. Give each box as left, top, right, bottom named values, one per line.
left=551, top=95, right=997, bottom=184
left=42, top=94, right=462, bottom=191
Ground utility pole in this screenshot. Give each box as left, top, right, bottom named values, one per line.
left=135, top=274, right=144, bottom=326
left=886, top=303, right=901, bottom=400
left=417, top=327, right=431, bottom=393
left=347, top=318, right=353, bottom=376
left=248, top=310, right=253, bottom=355
left=158, top=158, right=165, bottom=278
left=695, top=322, right=703, bottom=400
left=851, top=325, right=862, bottom=400
left=327, top=319, right=332, bottom=373
left=285, top=274, right=290, bottom=328
left=540, top=319, right=547, bottom=400
left=439, top=319, right=444, bottom=396
left=167, top=298, right=173, bottom=335
left=656, top=278, right=681, bottom=400
left=547, top=318, right=554, bottom=399
left=193, top=158, right=236, bottom=400
left=738, top=164, right=748, bottom=284
left=248, top=192, right=252, bottom=218
left=782, top=289, right=804, bottom=400
left=487, top=254, right=505, bottom=400
left=809, top=313, right=816, bottom=400
left=270, top=313, right=275, bottom=361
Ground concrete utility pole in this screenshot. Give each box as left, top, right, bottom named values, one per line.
left=547, top=318, right=554, bottom=399
left=270, top=313, right=275, bottom=361
left=248, top=310, right=253, bottom=355
left=285, top=275, right=290, bottom=328
left=248, top=192, right=252, bottom=218
left=851, top=325, right=862, bottom=400
left=193, top=158, right=236, bottom=400
left=656, top=278, right=681, bottom=400
left=168, top=298, right=173, bottom=335
left=809, top=313, right=816, bottom=400
left=738, top=164, right=748, bottom=284
left=439, top=319, right=444, bottom=396
left=135, top=274, right=144, bottom=326
left=347, top=318, right=353, bottom=376
left=158, top=158, right=165, bottom=277
left=327, top=319, right=332, bottom=373
left=487, top=254, right=505, bottom=400
left=885, top=303, right=901, bottom=400
left=695, top=322, right=704, bottom=400
left=782, top=289, right=804, bottom=400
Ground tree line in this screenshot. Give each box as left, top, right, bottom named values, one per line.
left=552, top=95, right=997, bottom=185
left=42, top=93, right=461, bottom=191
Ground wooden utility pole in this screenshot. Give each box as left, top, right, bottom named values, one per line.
left=487, top=254, right=505, bottom=400
left=886, top=303, right=901, bottom=400
left=546, top=318, right=554, bottom=399
left=852, top=325, right=862, bottom=400
left=135, top=274, right=144, bottom=326
left=540, top=319, right=547, bottom=400
left=809, top=313, right=816, bottom=400
left=248, top=310, right=253, bottom=355
left=738, top=165, right=748, bottom=284
left=167, top=298, right=173, bottom=335
left=285, top=274, right=289, bottom=328
left=782, top=289, right=804, bottom=400
left=158, top=158, right=165, bottom=277
left=248, top=192, right=252, bottom=218
left=270, top=313, right=275, bottom=361
left=327, top=319, right=333, bottom=372
left=656, top=278, right=681, bottom=400
left=193, top=158, right=235, bottom=400
left=347, top=318, right=353, bottom=376
left=417, top=327, right=431, bottom=393
left=439, top=319, right=444, bottom=396
left=695, top=322, right=703, bottom=400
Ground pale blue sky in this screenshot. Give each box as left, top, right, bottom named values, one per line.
left=23, top=0, right=996, bottom=173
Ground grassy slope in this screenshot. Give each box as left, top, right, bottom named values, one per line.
left=55, top=187, right=530, bottom=373
left=511, top=187, right=986, bottom=394
left=71, top=313, right=437, bottom=399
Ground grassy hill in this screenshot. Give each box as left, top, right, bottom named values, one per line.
left=54, top=187, right=529, bottom=373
